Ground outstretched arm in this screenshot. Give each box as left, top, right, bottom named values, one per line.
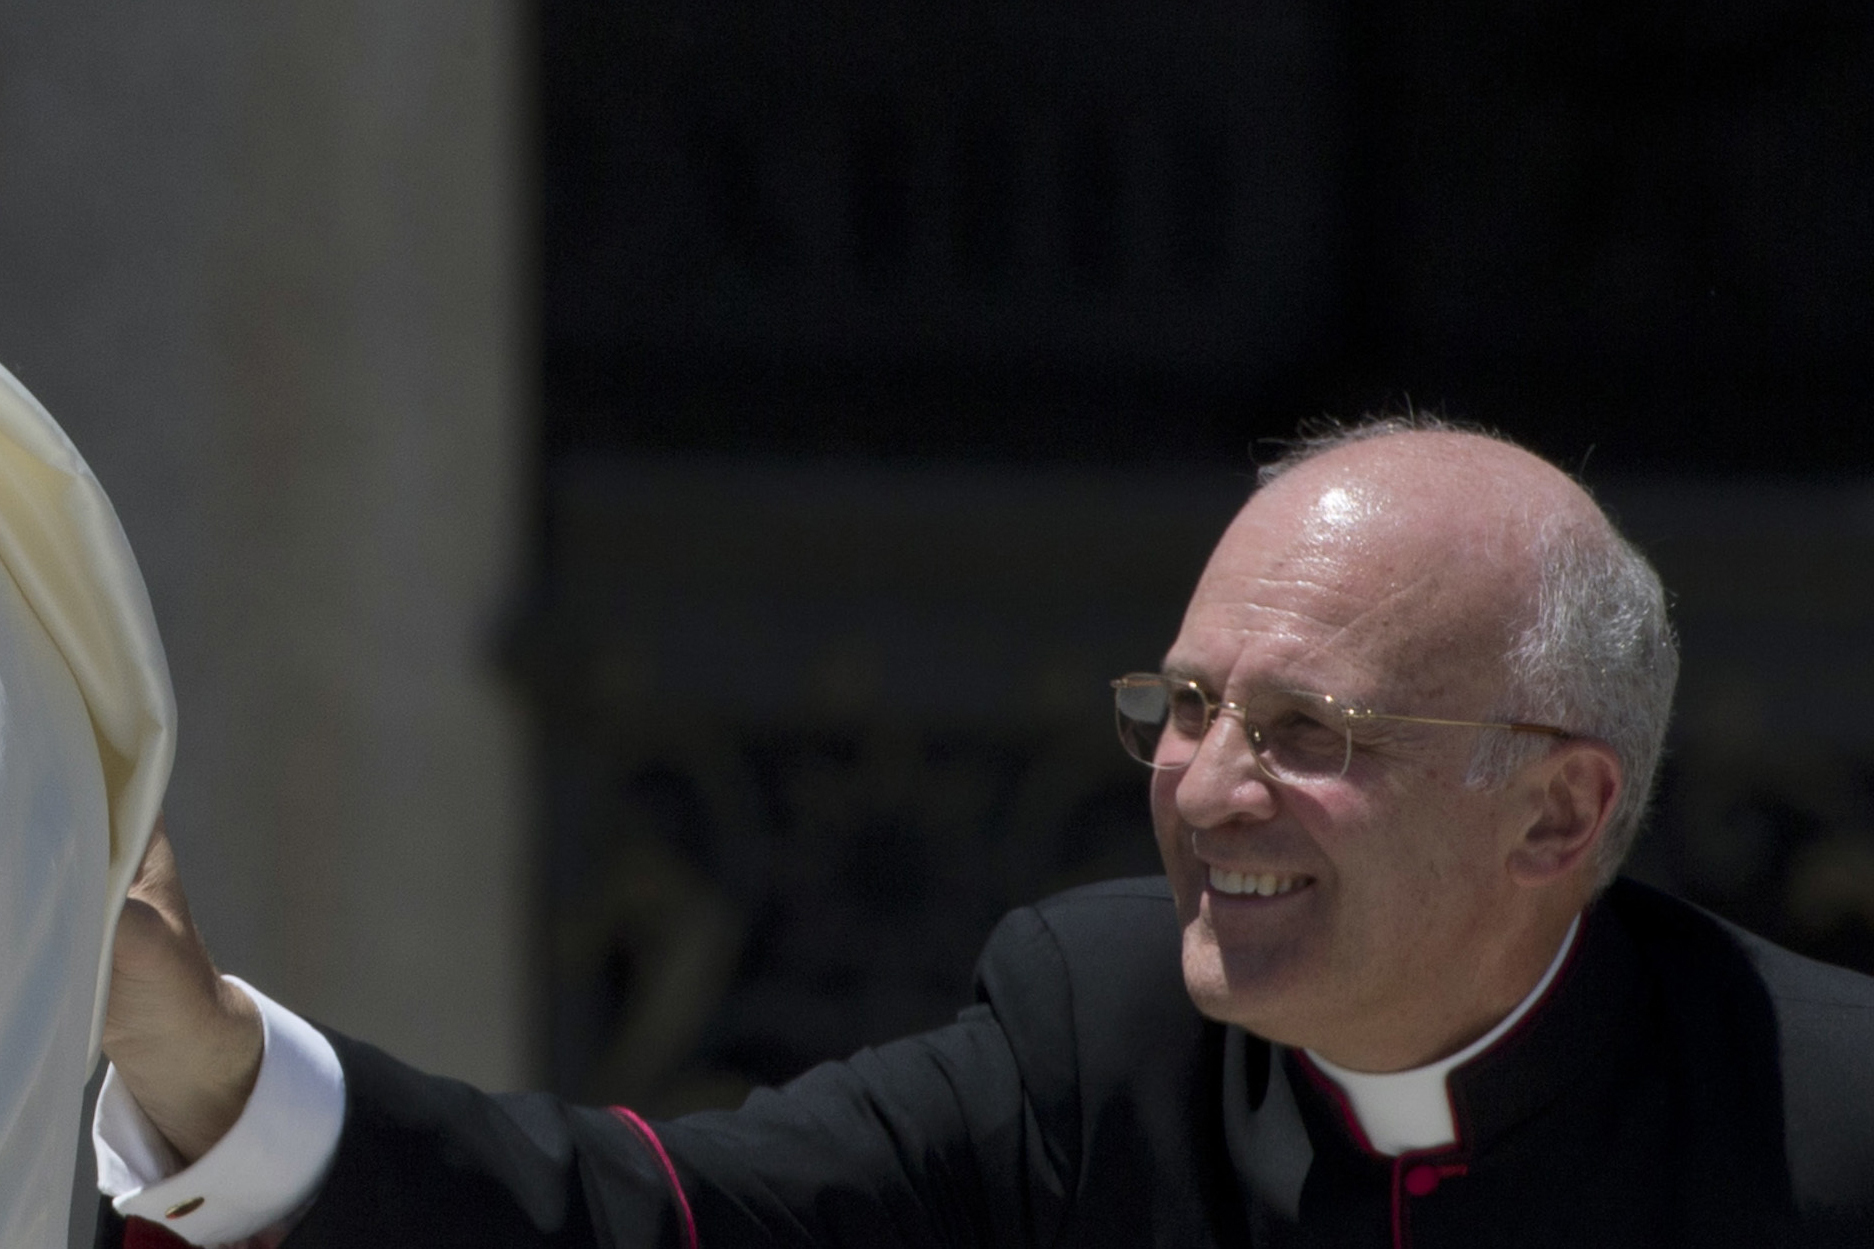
left=93, top=821, right=1109, bottom=1249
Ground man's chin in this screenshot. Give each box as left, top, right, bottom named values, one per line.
left=1178, top=928, right=1318, bottom=1040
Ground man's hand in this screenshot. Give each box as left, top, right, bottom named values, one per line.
left=102, top=817, right=263, bottom=1163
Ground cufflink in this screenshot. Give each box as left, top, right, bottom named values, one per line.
left=164, top=1196, right=205, bottom=1219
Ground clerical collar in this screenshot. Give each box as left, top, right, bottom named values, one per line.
left=1304, top=914, right=1582, bottom=1156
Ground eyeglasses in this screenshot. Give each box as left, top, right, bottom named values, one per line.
left=1110, top=673, right=1571, bottom=783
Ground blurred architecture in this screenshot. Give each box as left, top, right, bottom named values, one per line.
left=533, top=0, right=1874, bottom=1111
left=0, top=0, right=530, bottom=1100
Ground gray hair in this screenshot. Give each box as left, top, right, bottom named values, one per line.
left=1258, top=414, right=1679, bottom=888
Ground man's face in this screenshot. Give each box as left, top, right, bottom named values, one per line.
left=1154, top=468, right=1536, bottom=1069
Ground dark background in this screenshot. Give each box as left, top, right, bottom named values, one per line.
left=526, top=0, right=1874, bottom=1112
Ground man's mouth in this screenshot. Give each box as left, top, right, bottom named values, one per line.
left=1207, top=866, right=1312, bottom=898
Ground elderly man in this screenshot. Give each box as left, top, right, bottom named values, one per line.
left=98, top=422, right=1874, bottom=1247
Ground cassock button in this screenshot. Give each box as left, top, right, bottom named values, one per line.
left=164, top=1196, right=206, bottom=1218
left=1403, top=1165, right=1442, bottom=1197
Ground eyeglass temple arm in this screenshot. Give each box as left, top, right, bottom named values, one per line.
left=1350, top=710, right=1572, bottom=739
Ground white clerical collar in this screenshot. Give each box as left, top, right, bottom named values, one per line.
left=1305, top=914, right=1582, bottom=1156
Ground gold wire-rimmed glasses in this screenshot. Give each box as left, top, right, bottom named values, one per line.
left=1110, top=673, right=1571, bottom=783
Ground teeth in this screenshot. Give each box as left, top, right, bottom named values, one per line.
left=1208, top=866, right=1306, bottom=897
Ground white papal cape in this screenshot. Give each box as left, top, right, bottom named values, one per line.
left=0, top=364, right=175, bottom=1247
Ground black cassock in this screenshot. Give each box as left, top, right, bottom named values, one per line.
left=104, top=878, right=1874, bottom=1248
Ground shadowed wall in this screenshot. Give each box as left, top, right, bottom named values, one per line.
left=0, top=0, right=532, bottom=1114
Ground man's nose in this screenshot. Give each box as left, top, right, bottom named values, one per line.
left=1174, top=709, right=1279, bottom=828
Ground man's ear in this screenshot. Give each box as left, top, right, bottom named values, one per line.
left=1506, top=740, right=1623, bottom=886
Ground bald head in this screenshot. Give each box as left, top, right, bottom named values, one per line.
left=1213, top=421, right=1677, bottom=881
left=1256, top=427, right=1611, bottom=559
left=1206, top=430, right=1614, bottom=701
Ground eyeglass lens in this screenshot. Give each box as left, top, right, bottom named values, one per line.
left=1112, top=675, right=1353, bottom=780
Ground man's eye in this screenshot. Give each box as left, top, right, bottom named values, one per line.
left=1167, top=689, right=1210, bottom=732
left=1264, top=710, right=1345, bottom=757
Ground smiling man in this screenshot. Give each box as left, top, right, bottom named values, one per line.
left=97, top=420, right=1874, bottom=1247
left=1141, top=427, right=1638, bottom=1080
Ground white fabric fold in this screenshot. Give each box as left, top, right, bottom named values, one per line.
left=0, top=363, right=176, bottom=1247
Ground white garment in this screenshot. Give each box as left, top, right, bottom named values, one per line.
left=96, top=978, right=345, bottom=1246
left=1307, top=914, right=1581, bottom=1155
left=0, top=365, right=176, bottom=1248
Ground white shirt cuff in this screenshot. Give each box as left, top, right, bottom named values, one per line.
left=94, top=975, right=346, bottom=1246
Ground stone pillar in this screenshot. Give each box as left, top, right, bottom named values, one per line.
left=0, top=0, right=531, bottom=1113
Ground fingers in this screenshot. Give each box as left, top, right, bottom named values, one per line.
left=124, top=814, right=191, bottom=933
left=108, top=816, right=218, bottom=1021
left=104, top=813, right=265, bottom=1163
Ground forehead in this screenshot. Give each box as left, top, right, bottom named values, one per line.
left=1167, top=466, right=1523, bottom=706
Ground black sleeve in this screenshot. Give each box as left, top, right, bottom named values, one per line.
left=279, top=904, right=1083, bottom=1249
